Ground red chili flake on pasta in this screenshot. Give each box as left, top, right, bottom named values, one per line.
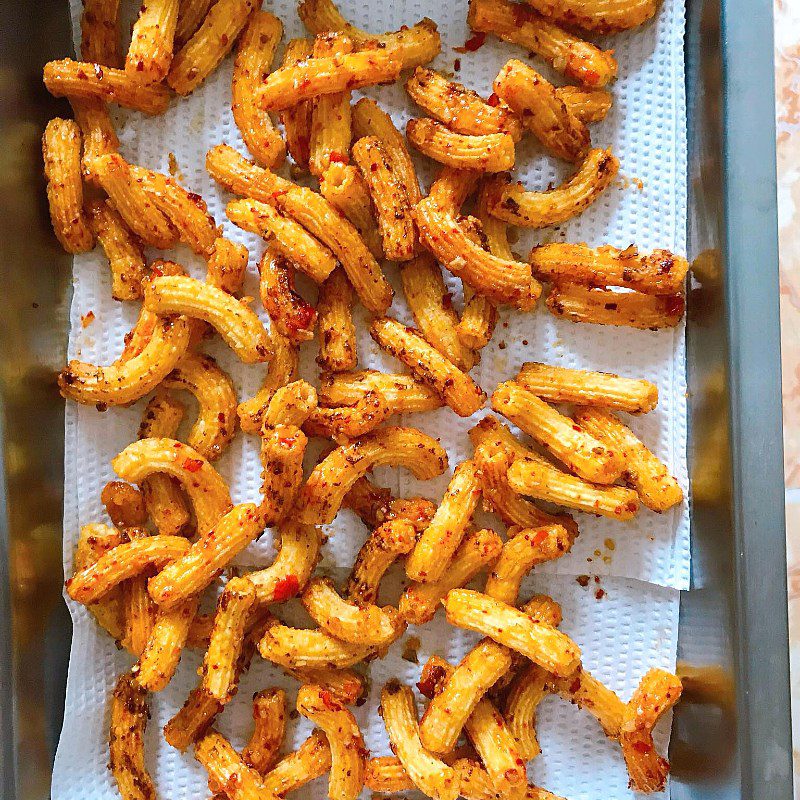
left=632, top=740, right=652, bottom=754
left=183, top=458, right=204, bottom=472
left=272, top=574, right=299, bottom=601
left=531, top=528, right=549, bottom=546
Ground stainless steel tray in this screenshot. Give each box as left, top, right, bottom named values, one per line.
left=0, top=0, right=792, bottom=797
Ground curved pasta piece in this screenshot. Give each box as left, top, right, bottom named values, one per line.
left=620, top=669, right=682, bottom=792
left=493, top=60, right=589, bottom=162
left=370, top=317, right=485, bottom=417
left=365, top=756, right=417, bottom=792
left=162, top=352, right=237, bottom=461
left=454, top=759, right=568, bottom=800
left=407, top=118, right=515, bottom=173
left=380, top=681, right=459, bottom=800
left=556, top=86, right=613, bottom=123
left=296, top=684, right=367, bottom=800
left=259, top=425, right=308, bottom=524
left=100, top=481, right=147, bottom=529
left=59, top=314, right=190, bottom=407
left=346, top=518, right=417, bottom=605
left=299, top=0, right=440, bottom=68
left=243, top=689, right=287, bottom=774
left=301, top=577, right=405, bottom=647
left=504, top=663, right=549, bottom=760
left=524, top=0, right=658, bottom=33
left=233, top=12, right=286, bottom=168
left=66, top=534, right=191, bottom=604
left=144, top=275, right=272, bottom=363
left=547, top=666, right=625, bottom=738
left=399, top=528, right=503, bottom=625
left=258, top=248, right=318, bottom=345
left=296, top=426, right=448, bottom=524
left=80, top=0, right=121, bottom=64
left=112, top=437, right=232, bottom=535
left=343, top=477, right=437, bottom=532
left=147, top=504, right=263, bottom=609
left=261, top=730, right=332, bottom=795
left=528, top=243, right=690, bottom=296
left=207, top=237, right=249, bottom=294
left=110, top=673, right=155, bottom=800
left=406, top=67, right=521, bottom=139
left=303, top=391, right=392, bottom=442
left=319, top=370, right=443, bottom=414
left=406, top=459, right=482, bottom=583
left=126, top=0, right=179, bottom=83
left=228, top=197, right=337, bottom=284
left=279, top=39, right=314, bottom=168
left=316, top=267, right=358, bottom=373
left=259, top=624, right=375, bottom=668
left=486, top=148, right=619, bottom=228
left=414, top=194, right=539, bottom=309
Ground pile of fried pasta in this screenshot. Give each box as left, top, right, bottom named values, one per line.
left=43, top=0, right=687, bottom=797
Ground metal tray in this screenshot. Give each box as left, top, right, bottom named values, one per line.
left=0, top=0, right=792, bottom=797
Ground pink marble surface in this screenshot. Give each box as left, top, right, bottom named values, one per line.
left=776, top=0, right=800, bottom=789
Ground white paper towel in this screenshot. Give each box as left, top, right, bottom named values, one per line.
left=54, top=0, right=688, bottom=796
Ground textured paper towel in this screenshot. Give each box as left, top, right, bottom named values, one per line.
left=54, top=0, right=687, bottom=796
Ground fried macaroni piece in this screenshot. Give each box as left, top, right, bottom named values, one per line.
left=296, top=426, right=448, bottom=525
left=206, top=144, right=393, bottom=312
left=380, top=681, right=459, bottom=800
left=320, top=370, right=443, bottom=414
left=112, top=437, right=232, bottom=534
left=133, top=594, right=200, bottom=691
left=365, top=756, right=417, bottom=792
left=261, top=730, right=332, bottom=795
left=346, top=518, right=416, bottom=605
left=414, top=191, right=539, bottom=310
left=407, top=118, right=516, bottom=173
left=492, top=380, right=624, bottom=483
left=419, top=639, right=513, bottom=754
left=257, top=249, right=318, bottom=345
left=80, top=0, right=121, bottom=65
left=70, top=98, right=120, bottom=183
left=109, top=673, right=155, bottom=800
left=316, top=267, right=358, bottom=372
left=42, top=118, right=93, bottom=254
left=243, top=689, right=286, bottom=774
left=86, top=199, right=145, bottom=301
left=162, top=352, right=237, bottom=461
left=454, top=759, right=568, bottom=800
left=246, top=518, right=321, bottom=605
left=493, top=60, right=589, bottom=162
left=530, top=243, right=690, bottom=295
left=504, top=663, right=549, bottom=759
left=148, top=504, right=264, bottom=609
left=319, top=163, right=383, bottom=258
left=370, top=317, right=485, bottom=417
left=574, top=408, right=684, bottom=511
left=467, top=0, right=618, bottom=88
left=488, top=148, right=619, bottom=228
left=620, top=669, right=682, bottom=793
left=43, top=59, right=171, bottom=115
left=207, top=236, right=249, bottom=294
left=401, top=255, right=476, bottom=371
left=352, top=135, right=416, bottom=261
left=304, top=391, right=392, bottom=442
left=302, top=577, right=404, bottom=648
left=164, top=686, right=223, bottom=751
left=126, top=0, right=179, bottom=83
left=195, top=729, right=283, bottom=800
left=229, top=198, right=337, bottom=284
left=144, top=275, right=272, bottom=363
left=138, top=391, right=191, bottom=536
left=507, top=457, right=640, bottom=519
left=94, top=154, right=177, bottom=249
left=296, top=684, right=367, bottom=800
left=406, top=459, right=482, bottom=583
left=546, top=284, right=686, bottom=329
left=516, top=361, right=659, bottom=414
left=547, top=665, right=625, bottom=738
left=444, top=589, right=581, bottom=676
left=175, top=0, right=215, bottom=46
left=259, top=624, right=375, bottom=669
left=74, top=524, right=126, bottom=641
left=299, top=0, right=441, bottom=69
left=484, top=524, right=574, bottom=604
left=237, top=332, right=299, bottom=435
left=525, top=0, right=658, bottom=33
left=233, top=12, right=286, bottom=168
left=406, top=67, right=521, bottom=139
left=418, top=656, right=526, bottom=800
left=556, top=86, right=613, bottom=123
left=309, top=33, right=354, bottom=177
left=258, top=49, right=402, bottom=112
left=399, top=528, right=503, bottom=625
left=101, top=481, right=147, bottom=529
left=352, top=97, right=422, bottom=205
left=279, top=38, right=314, bottom=168
left=66, top=534, right=191, bottom=604
left=168, top=0, right=256, bottom=94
